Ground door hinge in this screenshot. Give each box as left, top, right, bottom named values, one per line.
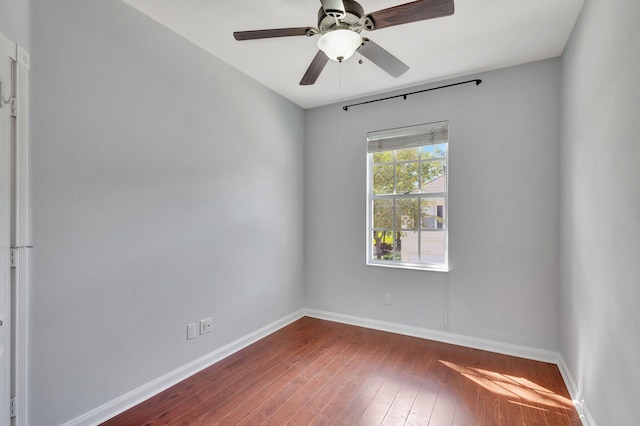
left=10, top=397, right=16, bottom=418
left=10, top=249, right=18, bottom=268
left=11, top=97, right=17, bottom=118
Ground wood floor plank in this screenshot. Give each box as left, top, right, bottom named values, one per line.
left=405, top=344, right=453, bottom=425
left=232, top=326, right=362, bottom=424
left=451, top=358, right=483, bottom=426
left=429, top=345, right=469, bottom=426
left=263, top=349, right=362, bottom=424
left=356, top=390, right=396, bottom=425
left=101, top=317, right=580, bottom=426
left=174, top=320, right=339, bottom=425
left=309, top=330, right=397, bottom=424
left=380, top=375, right=422, bottom=425
left=247, top=325, right=365, bottom=425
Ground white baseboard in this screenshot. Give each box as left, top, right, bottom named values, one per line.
left=305, top=309, right=594, bottom=426
left=63, top=309, right=305, bottom=426
left=556, top=356, right=596, bottom=426
left=304, top=309, right=559, bottom=363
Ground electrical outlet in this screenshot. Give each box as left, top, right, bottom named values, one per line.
left=384, top=294, right=391, bottom=305
left=200, top=317, right=212, bottom=335
left=187, top=323, right=196, bottom=340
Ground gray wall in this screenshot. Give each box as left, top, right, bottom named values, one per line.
left=29, top=1, right=304, bottom=424
left=0, top=0, right=30, bottom=50
left=304, top=59, right=562, bottom=351
left=16, top=0, right=640, bottom=423
left=560, top=0, right=640, bottom=424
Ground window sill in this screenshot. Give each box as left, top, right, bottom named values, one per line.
left=366, top=260, right=449, bottom=273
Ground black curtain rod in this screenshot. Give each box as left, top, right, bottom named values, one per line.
left=342, top=79, right=482, bottom=111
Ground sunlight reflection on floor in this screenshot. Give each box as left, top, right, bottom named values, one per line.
left=439, top=360, right=574, bottom=411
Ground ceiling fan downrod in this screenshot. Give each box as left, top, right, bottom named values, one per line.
left=321, top=0, right=347, bottom=19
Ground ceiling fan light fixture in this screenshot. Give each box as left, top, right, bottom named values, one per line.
left=317, top=29, right=362, bottom=62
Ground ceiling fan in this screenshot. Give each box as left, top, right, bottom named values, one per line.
left=233, top=0, right=454, bottom=85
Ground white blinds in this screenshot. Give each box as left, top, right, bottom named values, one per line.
left=367, top=121, right=449, bottom=153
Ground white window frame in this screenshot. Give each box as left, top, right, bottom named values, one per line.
left=366, top=121, right=449, bottom=272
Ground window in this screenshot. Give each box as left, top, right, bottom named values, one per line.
left=366, top=121, right=448, bottom=271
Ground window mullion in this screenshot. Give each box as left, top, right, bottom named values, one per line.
left=393, top=150, right=398, bottom=195
left=372, top=193, right=446, bottom=200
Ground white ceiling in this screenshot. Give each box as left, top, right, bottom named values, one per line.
left=122, top=0, right=584, bottom=109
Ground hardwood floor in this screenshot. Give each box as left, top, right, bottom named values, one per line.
left=101, top=317, right=581, bottom=425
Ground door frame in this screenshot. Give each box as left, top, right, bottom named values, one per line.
left=0, top=31, right=30, bottom=426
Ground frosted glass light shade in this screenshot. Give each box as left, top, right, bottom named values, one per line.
left=317, top=29, right=362, bottom=62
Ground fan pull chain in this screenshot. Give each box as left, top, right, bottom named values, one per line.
left=339, top=60, right=342, bottom=88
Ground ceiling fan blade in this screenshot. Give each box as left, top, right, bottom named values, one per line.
left=359, top=38, right=409, bottom=78
left=300, top=51, right=330, bottom=85
left=233, top=27, right=316, bottom=41
left=363, top=0, right=454, bottom=31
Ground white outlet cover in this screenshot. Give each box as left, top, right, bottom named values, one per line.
left=187, top=323, right=196, bottom=340
left=200, top=318, right=212, bottom=335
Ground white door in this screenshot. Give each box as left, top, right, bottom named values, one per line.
left=0, top=36, right=12, bottom=425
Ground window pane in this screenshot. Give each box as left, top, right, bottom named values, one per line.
left=399, top=231, right=420, bottom=263
left=396, top=162, right=419, bottom=194
left=420, top=160, right=446, bottom=192
left=396, top=147, right=420, bottom=161
left=373, top=164, right=394, bottom=194
left=373, top=199, right=393, bottom=229
left=420, top=230, right=446, bottom=264
left=371, top=230, right=396, bottom=261
left=395, top=198, right=418, bottom=229
left=421, top=142, right=447, bottom=160
left=421, top=198, right=446, bottom=229
left=372, top=151, right=393, bottom=164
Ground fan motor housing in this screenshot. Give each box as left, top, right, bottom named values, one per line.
left=317, top=0, right=365, bottom=34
